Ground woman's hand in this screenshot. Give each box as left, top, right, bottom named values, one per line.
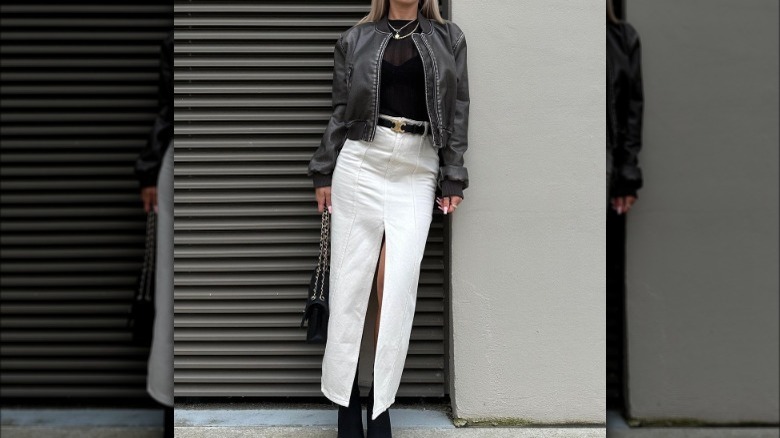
left=436, top=196, right=462, bottom=215
left=140, top=186, right=158, bottom=213
left=610, top=195, right=636, bottom=214
left=315, top=186, right=333, bottom=214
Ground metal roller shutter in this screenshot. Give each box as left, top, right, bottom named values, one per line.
left=174, top=0, right=450, bottom=398
left=0, top=3, right=173, bottom=399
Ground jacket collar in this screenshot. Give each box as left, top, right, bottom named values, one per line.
left=375, top=8, right=433, bottom=35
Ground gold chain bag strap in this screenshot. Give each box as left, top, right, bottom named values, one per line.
left=300, top=209, right=331, bottom=344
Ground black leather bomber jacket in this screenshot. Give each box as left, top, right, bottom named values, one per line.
left=607, top=20, right=644, bottom=198
left=307, top=9, right=470, bottom=198
left=134, top=31, right=173, bottom=189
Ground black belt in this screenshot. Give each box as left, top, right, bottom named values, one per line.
left=377, top=116, right=427, bottom=135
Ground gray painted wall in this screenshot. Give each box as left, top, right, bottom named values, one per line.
left=450, top=0, right=606, bottom=423
left=625, top=0, right=779, bottom=423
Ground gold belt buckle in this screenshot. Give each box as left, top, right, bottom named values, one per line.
left=392, top=118, right=406, bottom=133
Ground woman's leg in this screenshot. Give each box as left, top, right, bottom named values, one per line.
left=374, top=233, right=387, bottom=349
left=369, top=231, right=392, bottom=435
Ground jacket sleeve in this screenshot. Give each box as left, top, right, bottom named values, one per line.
left=613, top=22, right=644, bottom=197
left=307, top=33, right=350, bottom=188
left=438, top=27, right=470, bottom=199
left=134, top=32, right=173, bottom=189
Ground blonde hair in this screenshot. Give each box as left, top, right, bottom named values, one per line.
left=356, top=0, right=446, bottom=26
left=607, top=0, right=620, bottom=24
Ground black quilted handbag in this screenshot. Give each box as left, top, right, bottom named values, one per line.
left=300, top=209, right=331, bottom=344
left=127, top=210, right=156, bottom=346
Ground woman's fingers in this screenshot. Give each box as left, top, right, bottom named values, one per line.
left=440, top=196, right=450, bottom=214
left=315, top=187, right=332, bottom=213
left=436, top=196, right=463, bottom=214
left=140, top=187, right=157, bottom=213
left=610, top=196, right=637, bottom=214
left=141, top=191, right=149, bottom=213
left=316, top=190, right=324, bottom=213
left=622, top=196, right=636, bottom=213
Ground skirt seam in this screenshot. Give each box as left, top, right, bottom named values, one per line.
left=332, top=139, right=372, bottom=287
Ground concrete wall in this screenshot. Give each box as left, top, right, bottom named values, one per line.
left=624, top=0, right=779, bottom=423
left=449, top=0, right=606, bottom=423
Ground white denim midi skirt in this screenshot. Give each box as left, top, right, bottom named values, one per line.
left=147, top=142, right=173, bottom=407
left=322, top=113, right=439, bottom=420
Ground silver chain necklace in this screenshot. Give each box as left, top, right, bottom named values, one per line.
left=388, top=19, right=419, bottom=39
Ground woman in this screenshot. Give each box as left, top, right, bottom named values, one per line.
left=607, top=0, right=644, bottom=212
left=134, top=31, right=174, bottom=438
left=307, top=0, right=470, bottom=436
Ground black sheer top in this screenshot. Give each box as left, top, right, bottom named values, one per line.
left=378, top=17, right=464, bottom=199
left=379, top=19, right=428, bottom=123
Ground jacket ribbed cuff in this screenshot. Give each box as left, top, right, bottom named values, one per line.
left=311, top=172, right=333, bottom=188
left=136, top=171, right=159, bottom=189
left=611, top=175, right=641, bottom=199
left=440, top=179, right=464, bottom=199
left=611, top=185, right=639, bottom=199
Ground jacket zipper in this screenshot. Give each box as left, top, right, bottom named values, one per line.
left=411, top=33, right=438, bottom=148
left=370, top=33, right=393, bottom=142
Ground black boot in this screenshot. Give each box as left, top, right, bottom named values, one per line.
left=366, top=380, right=392, bottom=437
left=337, top=364, right=365, bottom=438
left=162, top=405, right=173, bottom=438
